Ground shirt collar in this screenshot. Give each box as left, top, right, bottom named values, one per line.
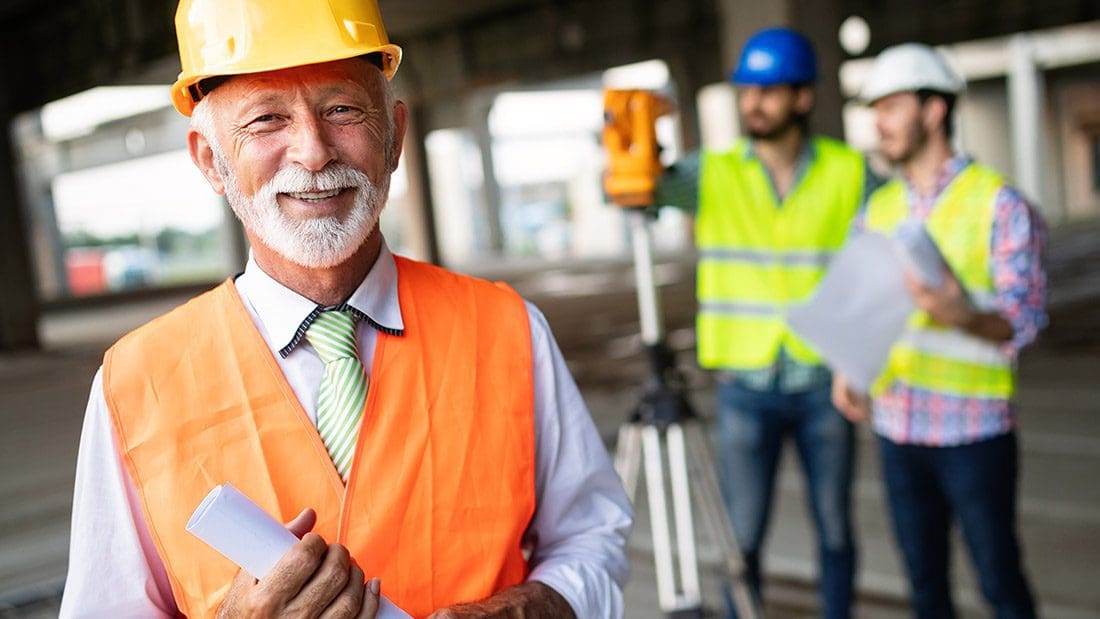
left=235, top=240, right=405, bottom=358
left=741, top=137, right=817, bottom=201
left=742, top=137, right=817, bottom=167
left=902, top=153, right=973, bottom=202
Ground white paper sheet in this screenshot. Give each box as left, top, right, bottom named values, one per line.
left=787, top=232, right=914, bottom=392
left=893, top=219, right=947, bottom=288
left=187, top=483, right=411, bottom=619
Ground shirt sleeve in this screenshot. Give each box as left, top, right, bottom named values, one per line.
left=522, top=302, right=633, bottom=619
left=652, top=151, right=702, bottom=213
left=989, top=186, right=1049, bottom=357
left=59, top=368, right=177, bottom=619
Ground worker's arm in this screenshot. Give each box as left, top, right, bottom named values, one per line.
left=903, top=185, right=1048, bottom=348
left=60, top=368, right=176, bottom=618
left=428, top=582, right=574, bottom=618
left=431, top=303, right=632, bottom=618
left=427, top=303, right=631, bottom=618
left=831, top=374, right=872, bottom=423
left=521, top=302, right=632, bottom=618
left=987, top=187, right=1049, bottom=355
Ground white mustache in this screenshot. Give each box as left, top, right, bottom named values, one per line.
left=266, top=163, right=373, bottom=195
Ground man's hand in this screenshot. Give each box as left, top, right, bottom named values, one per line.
left=427, top=581, right=574, bottom=619
left=903, top=268, right=1015, bottom=343
left=217, top=508, right=381, bottom=619
left=832, top=374, right=871, bottom=423
left=902, top=268, right=975, bottom=328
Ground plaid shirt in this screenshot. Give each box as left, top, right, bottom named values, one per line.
left=858, top=155, right=1049, bottom=446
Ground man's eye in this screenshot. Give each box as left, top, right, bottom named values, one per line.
left=251, top=114, right=277, bottom=124
left=329, top=105, right=363, bottom=118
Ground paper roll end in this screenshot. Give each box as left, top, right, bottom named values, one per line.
left=186, top=483, right=225, bottom=532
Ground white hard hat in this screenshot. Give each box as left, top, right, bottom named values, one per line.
left=859, top=43, right=965, bottom=104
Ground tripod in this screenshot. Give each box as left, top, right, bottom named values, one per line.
left=614, top=209, right=762, bottom=619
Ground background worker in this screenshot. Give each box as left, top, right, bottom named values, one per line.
left=59, top=1, right=632, bottom=617
left=655, top=27, right=877, bottom=619
left=834, top=43, right=1046, bottom=619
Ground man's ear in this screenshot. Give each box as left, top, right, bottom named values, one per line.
left=794, top=85, right=816, bottom=116
left=188, top=129, right=227, bottom=195
left=389, top=100, right=409, bottom=173
left=921, top=96, right=948, bottom=135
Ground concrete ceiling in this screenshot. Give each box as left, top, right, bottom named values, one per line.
left=381, top=0, right=540, bottom=37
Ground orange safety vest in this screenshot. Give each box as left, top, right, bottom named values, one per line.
left=103, top=256, right=535, bottom=618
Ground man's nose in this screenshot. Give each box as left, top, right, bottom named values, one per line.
left=287, top=115, right=337, bottom=172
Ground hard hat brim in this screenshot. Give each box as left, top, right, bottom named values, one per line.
left=171, top=44, right=402, bottom=117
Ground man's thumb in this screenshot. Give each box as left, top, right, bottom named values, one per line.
left=285, top=508, right=317, bottom=538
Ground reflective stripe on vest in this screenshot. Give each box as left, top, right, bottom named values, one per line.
left=865, top=163, right=1014, bottom=399
left=103, top=258, right=535, bottom=618
left=696, top=136, right=865, bottom=370
left=699, top=247, right=835, bottom=268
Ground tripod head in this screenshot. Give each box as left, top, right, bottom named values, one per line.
left=601, top=89, right=673, bottom=208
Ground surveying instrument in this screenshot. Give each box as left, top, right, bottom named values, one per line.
left=602, top=89, right=761, bottom=619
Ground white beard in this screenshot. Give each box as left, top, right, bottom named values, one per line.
left=215, top=150, right=389, bottom=269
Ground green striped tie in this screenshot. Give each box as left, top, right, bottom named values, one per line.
left=305, top=310, right=367, bottom=481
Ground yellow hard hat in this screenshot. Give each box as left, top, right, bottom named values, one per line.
left=171, top=0, right=403, bottom=116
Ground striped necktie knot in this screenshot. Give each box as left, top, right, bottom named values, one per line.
left=305, top=310, right=359, bottom=363
left=304, top=309, right=367, bottom=482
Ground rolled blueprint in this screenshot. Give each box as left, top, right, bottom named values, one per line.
left=187, top=483, right=411, bottom=618
left=893, top=219, right=946, bottom=288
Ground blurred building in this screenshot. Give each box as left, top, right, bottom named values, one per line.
left=0, top=0, right=1097, bottom=350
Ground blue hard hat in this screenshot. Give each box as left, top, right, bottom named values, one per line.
left=732, top=28, right=817, bottom=86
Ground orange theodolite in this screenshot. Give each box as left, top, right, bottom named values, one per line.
left=601, top=89, right=672, bottom=208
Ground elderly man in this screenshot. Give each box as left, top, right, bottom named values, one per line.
left=59, top=1, right=631, bottom=618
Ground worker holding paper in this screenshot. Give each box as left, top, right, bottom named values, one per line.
left=833, top=43, right=1047, bottom=619
left=59, top=1, right=632, bottom=617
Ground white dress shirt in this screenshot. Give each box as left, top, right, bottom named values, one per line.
left=60, top=243, right=632, bottom=618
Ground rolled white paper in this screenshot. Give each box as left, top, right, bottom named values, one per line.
left=893, top=220, right=946, bottom=288
left=186, top=483, right=298, bottom=580
left=187, top=483, right=411, bottom=619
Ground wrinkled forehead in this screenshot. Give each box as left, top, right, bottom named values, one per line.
left=206, top=57, right=387, bottom=110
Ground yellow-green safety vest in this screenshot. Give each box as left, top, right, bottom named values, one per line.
left=865, top=162, right=1014, bottom=399
left=696, top=136, right=865, bottom=370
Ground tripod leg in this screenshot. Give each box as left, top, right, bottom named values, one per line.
left=641, top=425, right=680, bottom=609
left=615, top=423, right=643, bottom=503
left=682, top=421, right=764, bottom=619
left=666, top=423, right=701, bottom=605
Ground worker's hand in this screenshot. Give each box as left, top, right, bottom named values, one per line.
left=216, top=508, right=380, bottom=619
left=427, top=581, right=575, bottom=619
left=832, top=374, right=871, bottom=423
left=903, top=267, right=976, bottom=329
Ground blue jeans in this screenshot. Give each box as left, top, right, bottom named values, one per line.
left=879, top=433, right=1037, bottom=619
left=714, top=378, right=857, bottom=619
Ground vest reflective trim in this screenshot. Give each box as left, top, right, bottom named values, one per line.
left=699, top=247, right=835, bottom=268
left=698, top=301, right=782, bottom=317
left=899, top=327, right=1011, bottom=368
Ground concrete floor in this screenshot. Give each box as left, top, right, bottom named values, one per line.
left=2, top=222, right=1099, bottom=618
